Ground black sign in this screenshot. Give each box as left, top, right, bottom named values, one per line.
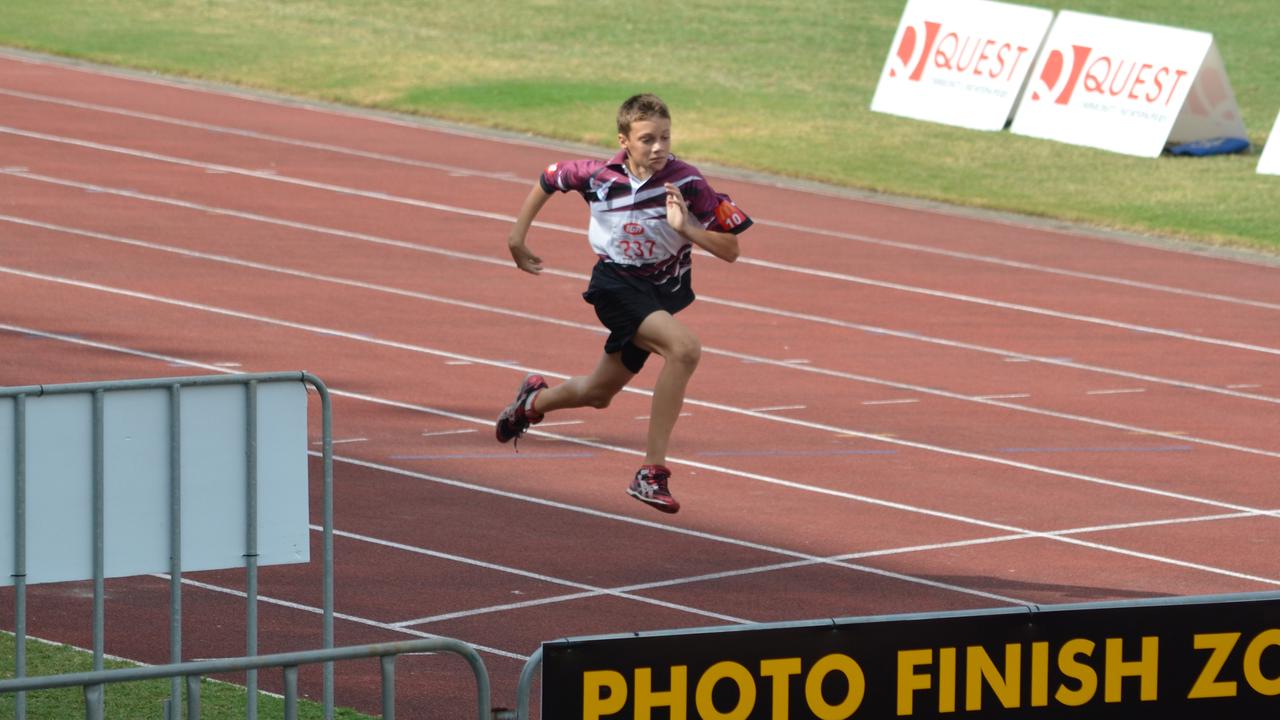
left=541, top=592, right=1280, bottom=718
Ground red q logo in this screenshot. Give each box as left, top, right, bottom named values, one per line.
left=888, top=21, right=942, bottom=80
left=1030, top=45, right=1092, bottom=104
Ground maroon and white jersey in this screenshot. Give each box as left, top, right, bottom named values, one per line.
left=540, top=150, right=752, bottom=285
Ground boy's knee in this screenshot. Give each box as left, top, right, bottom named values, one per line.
left=668, top=336, right=701, bottom=368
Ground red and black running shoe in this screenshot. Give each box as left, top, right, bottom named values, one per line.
left=495, top=374, right=548, bottom=447
left=627, top=464, right=680, bottom=514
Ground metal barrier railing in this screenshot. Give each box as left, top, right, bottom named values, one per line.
left=3, top=371, right=335, bottom=719
left=0, top=637, right=491, bottom=720
left=513, top=646, right=541, bottom=720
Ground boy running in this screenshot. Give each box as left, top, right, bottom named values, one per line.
left=496, top=93, right=752, bottom=513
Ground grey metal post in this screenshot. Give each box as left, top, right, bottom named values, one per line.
left=91, top=389, right=106, bottom=720
left=185, top=675, right=201, bottom=719
left=283, top=665, right=299, bottom=720
left=84, top=683, right=104, bottom=720
left=245, top=380, right=260, bottom=720
left=13, top=395, right=26, bottom=720
left=92, top=389, right=105, bottom=672
left=169, top=384, right=183, bottom=715
left=301, top=373, right=335, bottom=720
left=515, top=646, right=542, bottom=720
left=380, top=654, right=396, bottom=720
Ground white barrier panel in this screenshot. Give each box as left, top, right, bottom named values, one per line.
left=0, top=382, right=309, bottom=585
left=1258, top=111, right=1280, bottom=175
left=871, top=0, right=1053, bottom=131
left=1011, top=11, right=1246, bottom=157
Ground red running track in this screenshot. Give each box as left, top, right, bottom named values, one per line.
left=1, top=51, right=1279, bottom=717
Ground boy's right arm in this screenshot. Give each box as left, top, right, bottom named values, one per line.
left=507, top=182, right=554, bottom=275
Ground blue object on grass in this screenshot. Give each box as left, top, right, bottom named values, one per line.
left=1166, top=136, right=1250, bottom=156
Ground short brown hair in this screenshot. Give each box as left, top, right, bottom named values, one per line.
left=616, top=93, right=670, bottom=136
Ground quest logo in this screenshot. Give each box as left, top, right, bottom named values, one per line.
left=888, top=20, right=1032, bottom=84
left=1030, top=44, right=1192, bottom=107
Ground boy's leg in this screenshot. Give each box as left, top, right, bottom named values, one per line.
left=495, top=353, right=634, bottom=445
left=533, top=351, right=635, bottom=414
left=631, top=310, right=701, bottom=465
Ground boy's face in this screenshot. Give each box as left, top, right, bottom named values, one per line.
left=618, top=117, right=671, bottom=178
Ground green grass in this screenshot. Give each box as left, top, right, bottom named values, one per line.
left=1, top=0, right=1277, bottom=253
left=0, top=632, right=374, bottom=720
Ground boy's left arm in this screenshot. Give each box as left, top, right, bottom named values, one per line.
left=664, top=183, right=748, bottom=263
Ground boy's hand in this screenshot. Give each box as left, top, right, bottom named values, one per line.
left=508, top=239, right=543, bottom=274
left=664, top=183, right=690, bottom=234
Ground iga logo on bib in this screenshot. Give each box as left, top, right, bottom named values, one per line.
left=622, top=222, right=645, bottom=236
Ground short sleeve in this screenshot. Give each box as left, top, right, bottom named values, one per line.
left=539, top=159, right=605, bottom=194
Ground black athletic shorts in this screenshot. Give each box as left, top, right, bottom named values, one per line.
left=582, top=260, right=694, bottom=373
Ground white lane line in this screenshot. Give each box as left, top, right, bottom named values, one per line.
left=421, top=429, right=476, bottom=438
left=386, top=507, right=1280, bottom=626
left=7, top=170, right=1280, bottom=412
left=4, top=320, right=1277, bottom=600
left=331, top=527, right=749, bottom=627
left=0, top=86, right=530, bottom=183
left=535, top=420, right=584, bottom=428
left=0, top=124, right=582, bottom=231
left=751, top=405, right=807, bottom=412
left=3, top=125, right=1279, bottom=358
left=3, top=237, right=1279, bottom=465
left=975, top=393, right=1031, bottom=400
left=861, top=399, right=918, bottom=406
left=6, top=84, right=1280, bottom=311
left=735, top=252, right=1280, bottom=357
left=756, top=216, right=1280, bottom=311
left=160, top=573, right=529, bottom=661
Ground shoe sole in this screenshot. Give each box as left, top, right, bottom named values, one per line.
left=627, top=488, right=680, bottom=514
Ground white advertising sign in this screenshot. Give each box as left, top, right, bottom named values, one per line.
left=871, top=0, right=1053, bottom=131
left=0, top=382, right=310, bottom=586
left=1010, top=11, right=1247, bottom=157
left=1258, top=111, right=1280, bottom=175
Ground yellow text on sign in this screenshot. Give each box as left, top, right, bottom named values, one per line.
left=582, top=654, right=865, bottom=720
left=897, top=636, right=1159, bottom=715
